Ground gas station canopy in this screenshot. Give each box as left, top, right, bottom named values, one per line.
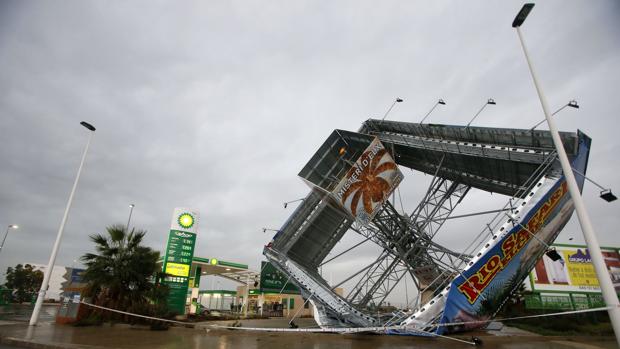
left=158, top=256, right=259, bottom=285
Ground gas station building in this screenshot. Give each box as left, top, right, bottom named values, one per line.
left=157, top=255, right=340, bottom=318
left=159, top=208, right=336, bottom=318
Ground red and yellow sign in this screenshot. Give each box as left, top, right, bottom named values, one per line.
left=458, top=181, right=568, bottom=304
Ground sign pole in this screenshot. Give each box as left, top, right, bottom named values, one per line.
left=161, top=208, right=199, bottom=315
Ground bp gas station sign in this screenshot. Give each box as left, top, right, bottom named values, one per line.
left=162, top=208, right=199, bottom=314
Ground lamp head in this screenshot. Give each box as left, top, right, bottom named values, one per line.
left=283, top=203, right=288, bottom=208
left=8, top=224, right=18, bottom=229
left=568, top=100, right=579, bottom=109
left=438, top=99, right=446, bottom=105
left=129, top=204, right=135, bottom=208
left=487, top=98, right=496, bottom=105
left=512, top=3, right=535, bottom=28
left=396, top=98, right=403, bottom=103
left=545, top=248, right=562, bottom=262
left=80, top=121, right=96, bottom=131
left=600, top=189, right=617, bottom=202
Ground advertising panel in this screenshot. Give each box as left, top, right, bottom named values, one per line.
left=436, top=131, right=591, bottom=335
left=162, top=208, right=199, bottom=314
left=530, top=245, right=620, bottom=293
left=437, top=177, right=571, bottom=334
left=260, top=261, right=300, bottom=294
left=332, top=137, right=403, bottom=225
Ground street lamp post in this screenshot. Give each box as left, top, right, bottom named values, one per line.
left=0, top=225, right=19, bottom=257
left=570, top=168, right=617, bottom=203
left=512, top=4, right=620, bottom=345
left=466, top=98, right=496, bottom=127
left=553, top=99, right=580, bottom=115
left=381, top=97, right=404, bottom=121
left=283, top=198, right=304, bottom=209
left=29, top=121, right=96, bottom=326
left=530, top=99, right=579, bottom=130
left=420, top=99, right=446, bottom=123
left=126, top=204, right=135, bottom=232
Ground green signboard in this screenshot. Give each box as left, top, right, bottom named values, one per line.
left=524, top=292, right=608, bottom=311
left=260, top=261, right=300, bottom=294
left=162, top=208, right=199, bottom=314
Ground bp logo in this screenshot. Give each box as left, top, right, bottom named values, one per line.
left=177, top=213, right=195, bottom=229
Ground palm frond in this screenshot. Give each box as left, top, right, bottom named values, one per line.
left=107, top=225, right=126, bottom=243
left=80, top=225, right=166, bottom=313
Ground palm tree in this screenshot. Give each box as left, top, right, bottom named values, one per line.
left=81, top=225, right=165, bottom=313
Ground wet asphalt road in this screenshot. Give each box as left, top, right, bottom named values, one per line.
left=0, top=305, right=616, bottom=349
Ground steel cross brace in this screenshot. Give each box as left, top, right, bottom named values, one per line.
left=346, top=176, right=470, bottom=309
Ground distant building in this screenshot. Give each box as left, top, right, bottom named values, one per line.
left=28, top=263, right=68, bottom=301
left=234, top=283, right=344, bottom=319
left=232, top=261, right=344, bottom=319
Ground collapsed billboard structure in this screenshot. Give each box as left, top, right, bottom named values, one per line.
left=264, top=119, right=591, bottom=335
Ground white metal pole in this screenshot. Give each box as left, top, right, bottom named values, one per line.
left=0, top=226, right=11, bottom=256
left=244, top=274, right=249, bottom=317
left=381, top=98, right=403, bottom=121
left=466, top=101, right=490, bottom=127
left=29, top=129, right=95, bottom=326
left=516, top=26, right=620, bottom=345
left=126, top=205, right=134, bottom=232
left=381, top=100, right=398, bottom=121
left=420, top=102, right=439, bottom=124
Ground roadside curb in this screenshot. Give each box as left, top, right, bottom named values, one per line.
left=0, top=337, right=108, bottom=349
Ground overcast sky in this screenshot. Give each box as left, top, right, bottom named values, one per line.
left=0, top=1, right=618, bottom=304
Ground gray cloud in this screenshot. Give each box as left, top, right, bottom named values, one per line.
left=1, top=1, right=618, bottom=305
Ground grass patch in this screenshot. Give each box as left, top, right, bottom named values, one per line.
left=507, top=312, right=613, bottom=336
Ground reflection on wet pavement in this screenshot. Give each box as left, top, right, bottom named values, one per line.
left=0, top=304, right=56, bottom=322
left=0, top=308, right=616, bottom=349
